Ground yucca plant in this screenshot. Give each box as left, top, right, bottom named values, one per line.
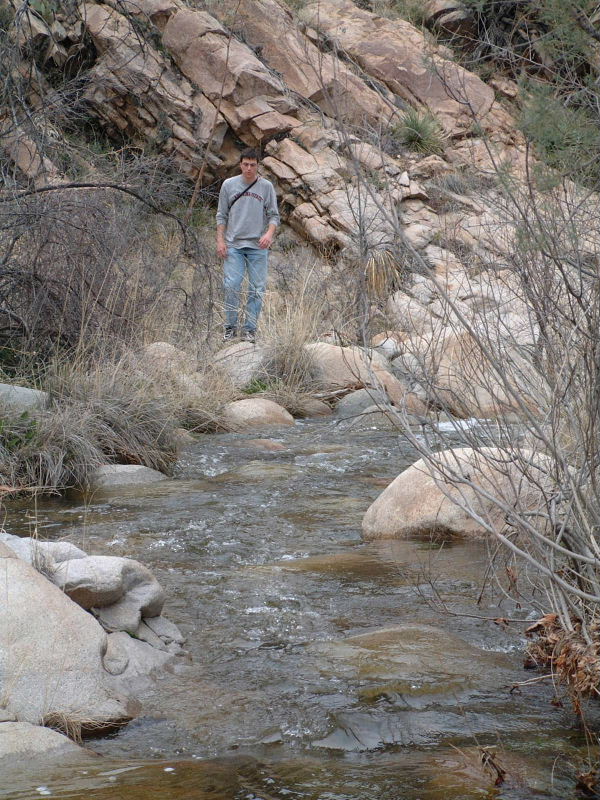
left=364, top=248, right=406, bottom=297
left=393, top=108, right=447, bottom=155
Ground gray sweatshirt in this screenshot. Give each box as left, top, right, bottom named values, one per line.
left=216, top=175, right=280, bottom=249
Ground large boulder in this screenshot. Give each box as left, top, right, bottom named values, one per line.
left=138, top=341, right=196, bottom=376
left=429, top=329, right=537, bottom=419
left=212, top=0, right=392, bottom=126
left=212, top=341, right=268, bottom=389
left=221, top=398, right=295, bottom=430
left=0, top=542, right=137, bottom=729
left=0, top=531, right=86, bottom=570
left=362, top=446, right=554, bottom=540
left=82, top=3, right=226, bottom=180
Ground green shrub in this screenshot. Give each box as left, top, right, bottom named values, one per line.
left=369, top=0, right=427, bottom=25
left=243, top=377, right=271, bottom=395
left=519, top=84, right=600, bottom=182
left=392, top=109, right=446, bottom=155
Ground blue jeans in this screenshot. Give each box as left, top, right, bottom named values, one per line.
left=223, top=246, right=268, bottom=332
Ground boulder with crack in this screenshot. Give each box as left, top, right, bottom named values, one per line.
left=162, top=8, right=299, bottom=146
left=0, top=542, right=138, bottom=730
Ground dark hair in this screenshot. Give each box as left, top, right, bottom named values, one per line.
left=240, top=147, right=259, bottom=162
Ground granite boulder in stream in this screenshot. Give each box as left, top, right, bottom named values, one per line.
left=0, top=532, right=186, bottom=738
left=362, top=446, right=555, bottom=540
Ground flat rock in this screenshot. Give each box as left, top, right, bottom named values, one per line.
left=144, top=615, right=186, bottom=645
left=90, top=464, right=168, bottom=490
left=0, top=721, right=86, bottom=760
left=0, top=383, right=47, bottom=413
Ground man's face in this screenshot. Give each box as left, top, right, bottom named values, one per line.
left=240, top=158, right=258, bottom=182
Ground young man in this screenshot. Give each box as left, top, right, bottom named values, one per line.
left=216, top=148, right=280, bottom=343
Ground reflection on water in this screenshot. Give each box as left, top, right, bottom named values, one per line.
left=0, top=422, right=590, bottom=799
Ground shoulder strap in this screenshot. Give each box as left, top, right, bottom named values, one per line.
left=228, top=178, right=259, bottom=211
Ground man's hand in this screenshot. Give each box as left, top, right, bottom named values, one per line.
left=216, top=240, right=228, bottom=259
left=258, top=230, right=274, bottom=249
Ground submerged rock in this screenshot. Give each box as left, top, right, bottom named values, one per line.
left=309, top=624, right=512, bottom=694
left=231, top=438, right=287, bottom=452
left=343, top=404, right=413, bottom=430
left=334, top=388, right=389, bottom=419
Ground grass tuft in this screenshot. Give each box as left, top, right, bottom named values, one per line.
left=392, top=109, right=447, bottom=155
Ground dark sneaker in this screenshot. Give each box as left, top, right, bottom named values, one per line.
left=223, top=327, right=237, bottom=342
left=241, top=330, right=256, bottom=343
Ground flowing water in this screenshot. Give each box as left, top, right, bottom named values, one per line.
left=1, top=420, right=596, bottom=799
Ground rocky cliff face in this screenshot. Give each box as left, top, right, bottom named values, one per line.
left=2, top=0, right=524, bottom=253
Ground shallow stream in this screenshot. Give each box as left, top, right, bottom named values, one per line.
left=2, top=420, right=595, bottom=799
